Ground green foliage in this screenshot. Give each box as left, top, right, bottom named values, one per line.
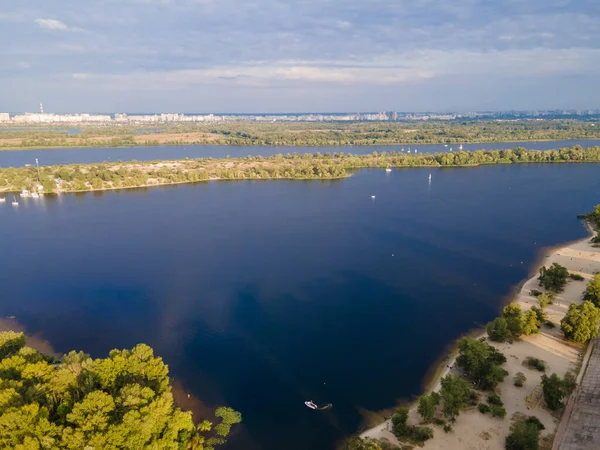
left=478, top=403, right=490, bottom=414
left=391, top=408, right=433, bottom=445
left=456, top=337, right=508, bottom=390
left=544, top=321, right=556, bottom=329
left=536, top=293, right=554, bottom=309
left=487, top=394, right=503, bottom=407
left=431, top=417, right=445, bottom=426
left=443, top=424, right=453, bottom=433
left=0, top=331, right=240, bottom=450
left=521, top=309, right=542, bottom=336
left=487, top=317, right=511, bottom=342
left=524, top=357, right=546, bottom=372
left=583, top=273, right=600, bottom=307
left=530, top=289, right=543, bottom=297
left=505, top=416, right=545, bottom=450
left=417, top=393, right=440, bottom=422
left=541, top=373, right=566, bottom=410
left=514, top=372, right=527, bottom=388
left=502, top=304, right=524, bottom=339
left=538, top=263, right=569, bottom=292
left=561, top=300, right=600, bottom=343
left=342, top=437, right=383, bottom=450
left=569, top=273, right=584, bottom=281
left=562, top=371, right=578, bottom=396
left=489, top=404, right=507, bottom=418
left=439, top=375, right=473, bottom=419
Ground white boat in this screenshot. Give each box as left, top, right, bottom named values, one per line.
left=428, top=173, right=432, bottom=181
left=31, top=192, right=40, bottom=198
left=459, top=144, right=463, bottom=150
left=12, top=196, right=18, bottom=206
left=401, top=147, right=405, bottom=152
left=20, top=190, right=30, bottom=198
left=385, top=168, right=392, bottom=172
left=305, top=401, right=318, bottom=410
left=371, top=195, right=376, bottom=199
left=0, top=197, right=5, bottom=203
left=444, top=144, right=448, bottom=147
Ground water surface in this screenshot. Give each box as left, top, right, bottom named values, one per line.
left=1, top=139, right=599, bottom=167
left=0, top=164, right=599, bottom=449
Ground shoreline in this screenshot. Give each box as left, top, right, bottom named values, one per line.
left=360, top=221, right=598, bottom=448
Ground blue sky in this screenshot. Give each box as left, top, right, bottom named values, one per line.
left=1, top=0, right=599, bottom=113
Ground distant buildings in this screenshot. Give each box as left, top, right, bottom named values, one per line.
left=0, top=109, right=598, bottom=125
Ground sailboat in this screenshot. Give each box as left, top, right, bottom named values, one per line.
left=11, top=196, right=18, bottom=206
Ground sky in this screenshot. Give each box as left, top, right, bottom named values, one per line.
left=1, top=0, right=599, bottom=113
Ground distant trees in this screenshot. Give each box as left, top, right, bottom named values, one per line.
left=456, top=337, right=508, bottom=390
left=561, top=300, right=600, bottom=343
left=538, top=263, right=569, bottom=292
left=0, top=331, right=240, bottom=450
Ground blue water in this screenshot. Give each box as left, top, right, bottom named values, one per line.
left=0, top=163, right=599, bottom=449
left=1, top=139, right=599, bottom=167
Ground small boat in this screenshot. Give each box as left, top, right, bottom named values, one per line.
left=305, top=401, right=318, bottom=410
left=444, top=144, right=448, bottom=147
left=20, top=190, right=30, bottom=198
left=401, top=147, right=405, bottom=152
left=371, top=195, right=376, bottom=199
left=459, top=144, right=463, bottom=150
left=31, top=192, right=40, bottom=198
left=12, top=196, right=18, bottom=206
left=428, top=173, right=432, bottom=181
left=0, top=197, right=5, bottom=203
left=385, top=165, right=392, bottom=172
left=414, top=149, right=418, bottom=153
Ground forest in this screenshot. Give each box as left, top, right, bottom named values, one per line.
left=0, top=331, right=241, bottom=449
left=1, top=145, right=599, bottom=194
left=1, top=119, right=600, bottom=149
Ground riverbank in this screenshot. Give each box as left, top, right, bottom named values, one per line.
left=1, top=146, right=599, bottom=195
left=361, top=223, right=600, bottom=449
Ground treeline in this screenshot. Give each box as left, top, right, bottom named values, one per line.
left=0, top=331, right=241, bottom=449
left=1, top=146, right=599, bottom=194
left=2, top=119, right=600, bottom=149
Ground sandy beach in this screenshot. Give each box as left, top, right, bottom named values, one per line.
left=361, top=226, right=600, bottom=449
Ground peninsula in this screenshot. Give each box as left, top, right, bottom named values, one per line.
left=1, top=146, right=599, bottom=195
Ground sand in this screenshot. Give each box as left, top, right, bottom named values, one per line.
left=361, top=229, right=600, bottom=450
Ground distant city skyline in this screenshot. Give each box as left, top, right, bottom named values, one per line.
left=1, top=1, right=599, bottom=112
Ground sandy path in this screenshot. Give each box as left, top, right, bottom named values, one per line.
left=361, top=229, right=600, bottom=450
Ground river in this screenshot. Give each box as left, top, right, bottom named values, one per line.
left=0, top=163, right=599, bottom=449
left=1, top=139, right=599, bottom=167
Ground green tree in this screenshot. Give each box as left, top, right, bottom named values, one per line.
left=502, top=304, right=523, bottom=338
left=541, top=373, right=566, bottom=410
left=487, top=317, right=511, bottom=342
left=583, top=273, right=600, bottom=307
left=418, top=392, right=440, bottom=422
left=456, top=337, right=508, bottom=390
left=521, top=310, right=541, bottom=336
left=561, top=301, right=600, bottom=343
left=538, top=263, right=569, bottom=292
left=505, top=416, right=545, bottom=450
left=440, top=375, right=472, bottom=419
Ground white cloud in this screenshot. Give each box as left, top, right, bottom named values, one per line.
left=34, top=18, right=82, bottom=32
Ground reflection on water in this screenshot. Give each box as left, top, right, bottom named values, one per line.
left=0, top=164, right=599, bottom=449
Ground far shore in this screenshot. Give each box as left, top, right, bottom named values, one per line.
left=361, top=221, right=599, bottom=450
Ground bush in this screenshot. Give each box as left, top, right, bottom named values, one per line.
left=391, top=408, right=433, bottom=445
left=544, top=320, right=556, bottom=329
left=489, top=404, right=507, bottom=418
left=487, top=394, right=503, bottom=407
left=505, top=416, right=545, bottom=450
left=514, top=372, right=527, bottom=387
left=487, top=317, right=511, bottom=342
left=530, top=289, right=543, bottom=297
left=478, top=403, right=490, bottom=414
left=538, top=263, right=569, bottom=292
left=443, top=424, right=453, bottom=433
left=542, top=373, right=566, bottom=410
left=569, top=273, right=584, bottom=281
left=537, top=293, right=554, bottom=309
left=432, top=417, right=445, bottom=426
left=524, top=357, right=546, bottom=372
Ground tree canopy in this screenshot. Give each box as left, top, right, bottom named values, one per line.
left=538, top=263, right=569, bottom=292
left=439, top=375, right=474, bottom=419
left=456, top=337, right=508, bottom=390
left=0, top=331, right=240, bottom=450
left=584, top=273, right=600, bottom=308
left=561, top=300, right=600, bottom=343
left=505, top=416, right=545, bottom=450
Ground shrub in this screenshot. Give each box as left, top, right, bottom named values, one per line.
left=544, top=321, right=556, bottom=329
left=443, top=424, right=453, bottom=433
left=524, top=357, right=546, bottom=372
left=514, top=372, right=527, bottom=387
left=530, top=289, right=543, bottom=297
left=537, top=293, right=554, bottom=309
left=506, top=416, right=545, bottom=450
left=489, top=405, right=506, bottom=418
left=432, top=417, right=445, bottom=426
left=542, top=374, right=566, bottom=410
left=487, top=394, right=503, bottom=407
left=391, top=408, right=433, bottom=445
left=478, top=403, right=490, bottom=414
left=487, top=317, right=511, bottom=342
left=569, top=273, right=584, bottom=281
left=538, top=263, right=569, bottom=292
